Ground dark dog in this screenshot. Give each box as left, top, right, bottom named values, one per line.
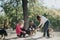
left=0, top=29, right=8, bottom=39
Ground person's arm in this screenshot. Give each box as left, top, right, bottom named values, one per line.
left=37, top=21, right=42, bottom=28
left=40, top=23, right=44, bottom=29
left=16, top=24, right=23, bottom=32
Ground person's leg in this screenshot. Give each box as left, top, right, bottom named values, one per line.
left=47, top=29, right=50, bottom=37
left=43, top=21, right=49, bottom=37
left=17, top=35, right=20, bottom=37
left=43, top=32, right=45, bottom=37
left=19, top=32, right=23, bottom=37
left=20, top=28, right=26, bottom=37
left=43, top=24, right=48, bottom=37
left=17, top=33, right=22, bottom=37
left=19, top=32, right=26, bottom=37
left=23, top=33, right=26, bottom=37
left=46, top=21, right=50, bottom=37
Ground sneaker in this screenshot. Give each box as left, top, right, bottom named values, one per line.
left=47, top=36, right=51, bottom=39
left=17, top=35, right=22, bottom=38
left=43, top=35, right=45, bottom=37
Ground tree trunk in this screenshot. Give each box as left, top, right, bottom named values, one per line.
left=22, top=0, right=29, bottom=30
left=16, top=0, right=18, bottom=24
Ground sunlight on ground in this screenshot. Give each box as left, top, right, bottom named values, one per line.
left=4, top=29, right=60, bottom=40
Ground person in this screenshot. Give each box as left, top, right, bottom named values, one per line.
left=28, top=20, right=37, bottom=36
left=37, top=15, right=50, bottom=38
left=16, top=20, right=26, bottom=37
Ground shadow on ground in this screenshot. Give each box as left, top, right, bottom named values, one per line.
left=4, top=37, right=18, bottom=40
left=24, top=37, right=43, bottom=40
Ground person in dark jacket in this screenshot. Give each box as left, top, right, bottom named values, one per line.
left=28, top=20, right=37, bottom=36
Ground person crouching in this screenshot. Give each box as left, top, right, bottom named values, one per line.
left=16, top=20, right=26, bottom=38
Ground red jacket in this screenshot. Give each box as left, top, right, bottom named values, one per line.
left=16, top=24, right=23, bottom=35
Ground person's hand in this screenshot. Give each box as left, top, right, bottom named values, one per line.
left=37, top=27, right=41, bottom=31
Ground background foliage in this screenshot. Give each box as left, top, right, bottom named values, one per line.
left=0, top=0, right=60, bottom=31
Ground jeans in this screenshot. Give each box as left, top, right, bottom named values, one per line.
left=43, top=20, right=50, bottom=37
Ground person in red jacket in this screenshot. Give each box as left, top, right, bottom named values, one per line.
left=16, top=20, right=26, bottom=37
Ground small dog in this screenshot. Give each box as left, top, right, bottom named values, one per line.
left=31, top=29, right=36, bottom=35
left=28, top=28, right=36, bottom=36
left=48, top=28, right=54, bottom=37
left=0, top=29, right=8, bottom=39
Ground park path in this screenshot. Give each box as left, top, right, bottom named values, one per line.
left=1, top=29, right=60, bottom=40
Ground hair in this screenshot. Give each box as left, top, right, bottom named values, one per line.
left=18, top=20, right=24, bottom=24
left=37, top=15, right=41, bottom=20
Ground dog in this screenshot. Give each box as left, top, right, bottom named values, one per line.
left=48, top=28, right=54, bottom=37
left=0, top=29, right=8, bottom=39
left=31, top=30, right=36, bottom=35
left=27, top=28, right=36, bottom=36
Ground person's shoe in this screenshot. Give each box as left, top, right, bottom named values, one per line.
left=43, top=35, right=45, bottom=37
left=47, top=36, right=51, bottom=39
left=17, top=35, right=22, bottom=38
left=17, top=35, right=20, bottom=37
left=23, top=36, right=26, bottom=38
left=41, top=35, right=45, bottom=38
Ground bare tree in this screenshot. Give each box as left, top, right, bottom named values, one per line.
left=22, top=0, right=29, bottom=30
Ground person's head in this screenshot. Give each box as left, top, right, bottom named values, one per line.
left=37, top=15, right=41, bottom=21
left=29, top=20, right=34, bottom=25
left=18, top=20, right=24, bottom=24
left=18, top=21, right=22, bottom=25
left=18, top=20, right=24, bottom=28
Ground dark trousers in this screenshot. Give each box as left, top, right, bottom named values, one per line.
left=43, top=21, right=50, bottom=37
left=20, top=32, right=26, bottom=37
left=17, top=28, right=26, bottom=37
left=17, top=32, right=26, bottom=37
left=20, top=28, right=30, bottom=37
